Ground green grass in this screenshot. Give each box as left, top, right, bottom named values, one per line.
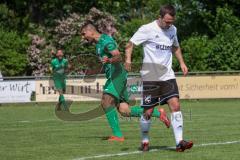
left=0, top=100, right=240, bottom=160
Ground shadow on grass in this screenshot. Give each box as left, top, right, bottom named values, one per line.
left=137, top=145, right=175, bottom=152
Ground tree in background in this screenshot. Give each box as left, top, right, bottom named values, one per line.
left=0, top=4, right=30, bottom=76
left=26, top=8, right=119, bottom=76
left=179, top=5, right=240, bottom=71
left=0, top=28, right=29, bottom=76
left=0, top=0, right=239, bottom=76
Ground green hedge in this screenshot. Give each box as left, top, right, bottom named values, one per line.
left=0, top=28, right=30, bottom=76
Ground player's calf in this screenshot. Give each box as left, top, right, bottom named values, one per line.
left=101, top=94, right=124, bottom=139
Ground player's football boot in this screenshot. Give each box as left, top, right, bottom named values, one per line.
left=176, top=140, right=193, bottom=152
left=158, top=108, right=170, bottom=128
left=108, top=136, right=125, bottom=142
left=140, top=142, right=150, bottom=151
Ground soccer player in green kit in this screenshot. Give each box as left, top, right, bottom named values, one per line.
left=80, top=23, right=170, bottom=142
left=51, top=49, right=69, bottom=111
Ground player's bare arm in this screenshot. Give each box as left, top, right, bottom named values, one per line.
left=65, top=61, right=72, bottom=74
left=173, top=46, right=188, bottom=76
left=124, top=41, right=134, bottom=71
left=102, top=49, right=122, bottom=64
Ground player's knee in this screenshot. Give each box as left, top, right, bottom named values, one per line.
left=143, top=108, right=153, bottom=120
left=168, top=98, right=181, bottom=112
left=143, top=113, right=151, bottom=120
left=118, top=110, right=130, bottom=117
left=62, top=88, right=66, bottom=94
left=101, top=94, right=115, bottom=109
left=143, top=110, right=152, bottom=120
left=58, top=90, right=63, bottom=95
left=118, top=105, right=130, bottom=117
left=171, top=104, right=180, bottom=112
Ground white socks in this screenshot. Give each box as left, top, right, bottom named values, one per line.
left=140, top=115, right=151, bottom=143
left=140, top=111, right=183, bottom=145
left=171, top=111, right=183, bottom=145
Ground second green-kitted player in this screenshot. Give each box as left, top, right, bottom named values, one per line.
left=51, top=49, right=69, bottom=111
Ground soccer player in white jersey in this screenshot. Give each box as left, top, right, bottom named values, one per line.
left=125, top=4, right=193, bottom=152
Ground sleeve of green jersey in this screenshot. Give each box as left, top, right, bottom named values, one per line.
left=105, top=41, right=117, bottom=52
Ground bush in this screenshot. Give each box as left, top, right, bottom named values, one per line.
left=178, top=6, right=240, bottom=72
left=180, top=30, right=240, bottom=72
left=207, top=6, right=240, bottom=71
left=179, top=35, right=212, bottom=71
left=0, top=28, right=30, bottom=76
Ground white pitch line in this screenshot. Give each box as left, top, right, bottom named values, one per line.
left=18, top=119, right=56, bottom=123
left=73, top=140, right=240, bottom=160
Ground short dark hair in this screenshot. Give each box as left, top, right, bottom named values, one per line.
left=160, top=5, right=176, bottom=18
left=80, top=21, right=96, bottom=32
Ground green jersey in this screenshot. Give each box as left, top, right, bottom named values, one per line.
left=51, top=58, right=68, bottom=79
left=96, top=34, right=126, bottom=79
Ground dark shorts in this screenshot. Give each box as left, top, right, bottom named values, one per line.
left=141, top=79, right=179, bottom=108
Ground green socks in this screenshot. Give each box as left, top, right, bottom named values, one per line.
left=104, top=106, right=123, bottom=138
left=129, top=106, right=143, bottom=117
left=103, top=106, right=161, bottom=137
left=130, top=106, right=160, bottom=118
left=59, top=94, right=68, bottom=110
left=152, top=108, right=160, bottom=117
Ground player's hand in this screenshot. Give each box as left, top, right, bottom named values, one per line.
left=124, top=61, right=131, bottom=72
left=68, top=64, right=72, bottom=70
left=49, top=67, right=53, bottom=74
left=51, top=49, right=55, bottom=55
left=101, top=56, right=109, bottom=64
left=66, top=64, right=72, bottom=73
left=180, top=63, right=188, bottom=76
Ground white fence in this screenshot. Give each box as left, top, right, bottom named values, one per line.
left=0, top=72, right=240, bottom=103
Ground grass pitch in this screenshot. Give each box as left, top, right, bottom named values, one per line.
left=0, top=99, right=240, bottom=160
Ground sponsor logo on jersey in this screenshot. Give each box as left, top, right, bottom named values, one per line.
left=156, top=44, right=172, bottom=50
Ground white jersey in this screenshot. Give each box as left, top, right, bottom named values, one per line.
left=130, top=20, right=179, bottom=81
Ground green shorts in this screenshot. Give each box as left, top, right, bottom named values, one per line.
left=103, top=77, right=129, bottom=104
left=53, top=78, right=66, bottom=91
